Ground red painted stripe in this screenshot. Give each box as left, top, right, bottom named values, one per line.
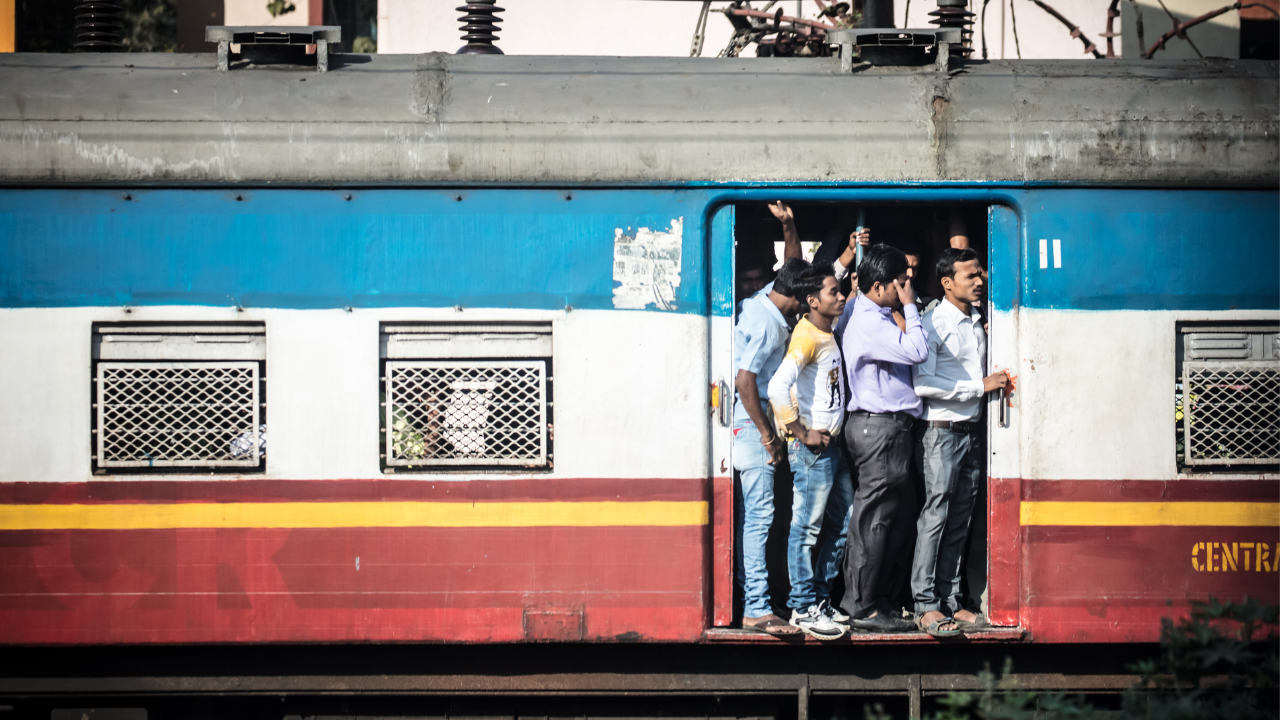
left=987, top=476, right=1020, bottom=627
left=0, top=525, right=705, bottom=645
left=711, top=476, right=733, bottom=627
left=1023, top=605, right=1179, bottom=644
left=0, top=478, right=707, bottom=505
left=1015, top=478, right=1280, bottom=503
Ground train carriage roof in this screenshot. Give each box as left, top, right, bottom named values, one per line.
left=0, top=52, right=1275, bottom=186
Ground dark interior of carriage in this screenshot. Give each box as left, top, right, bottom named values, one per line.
left=731, top=202, right=991, bottom=622
left=734, top=203, right=989, bottom=309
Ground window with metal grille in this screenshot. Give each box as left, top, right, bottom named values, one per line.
left=1179, top=326, right=1279, bottom=468
left=92, top=323, right=267, bottom=472
left=381, top=323, right=552, bottom=471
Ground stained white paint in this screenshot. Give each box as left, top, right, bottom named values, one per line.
left=986, top=308, right=1021, bottom=481
left=612, top=218, right=683, bottom=311
left=1039, top=239, right=1048, bottom=269
left=0, top=306, right=708, bottom=482
left=1053, top=239, right=1062, bottom=269
left=1015, top=308, right=1278, bottom=480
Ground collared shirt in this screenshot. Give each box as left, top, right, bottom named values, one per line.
left=734, top=280, right=775, bottom=322
left=767, top=316, right=846, bottom=437
left=914, top=298, right=987, bottom=421
left=732, top=290, right=789, bottom=428
left=842, top=294, right=929, bottom=417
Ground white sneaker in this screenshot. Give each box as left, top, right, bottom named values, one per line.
left=819, top=598, right=850, bottom=628
left=790, top=604, right=846, bottom=640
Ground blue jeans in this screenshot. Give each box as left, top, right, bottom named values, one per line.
left=787, top=437, right=854, bottom=611
left=732, top=424, right=775, bottom=619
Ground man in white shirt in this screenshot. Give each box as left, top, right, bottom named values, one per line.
left=910, top=248, right=1010, bottom=637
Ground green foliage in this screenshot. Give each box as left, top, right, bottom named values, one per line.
left=927, top=658, right=1096, bottom=720
left=267, top=1, right=297, bottom=18
left=864, top=702, right=894, bottom=720
left=120, top=0, right=176, bottom=53
left=1121, top=596, right=1279, bottom=720
left=917, top=597, right=1278, bottom=720
left=351, top=35, right=376, bottom=53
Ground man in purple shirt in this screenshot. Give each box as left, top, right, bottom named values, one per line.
left=838, top=245, right=929, bottom=633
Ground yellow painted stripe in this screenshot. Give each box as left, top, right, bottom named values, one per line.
left=0, top=501, right=709, bottom=531
left=1021, top=502, right=1280, bottom=527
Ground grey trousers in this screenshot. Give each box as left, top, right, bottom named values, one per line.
left=840, top=412, right=914, bottom=620
left=910, top=426, right=982, bottom=615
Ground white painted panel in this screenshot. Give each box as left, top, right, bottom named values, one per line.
left=551, top=310, right=708, bottom=479
left=1017, top=308, right=1278, bottom=480
left=0, top=306, right=708, bottom=482
left=0, top=309, right=93, bottom=482
left=987, top=307, right=1021, bottom=481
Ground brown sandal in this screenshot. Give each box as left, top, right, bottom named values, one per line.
left=743, top=616, right=801, bottom=636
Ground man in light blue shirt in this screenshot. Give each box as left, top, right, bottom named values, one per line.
left=731, top=258, right=807, bottom=635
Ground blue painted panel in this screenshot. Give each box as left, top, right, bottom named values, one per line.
left=1020, top=189, right=1279, bottom=311
left=0, top=189, right=711, bottom=314
left=709, top=204, right=735, bottom=318
left=2, top=187, right=1275, bottom=315
left=989, top=204, right=1020, bottom=311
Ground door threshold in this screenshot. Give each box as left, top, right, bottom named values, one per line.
left=702, top=626, right=1025, bottom=644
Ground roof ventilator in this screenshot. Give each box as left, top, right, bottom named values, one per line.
left=829, top=27, right=963, bottom=71
left=205, top=26, right=342, bottom=71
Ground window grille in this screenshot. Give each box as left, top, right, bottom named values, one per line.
left=385, top=360, right=548, bottom=467
left=92, top=323, right=266, bottom=472
left=97, top=362, right=262, bottom=468
left=1181, top=328, right=1279, bottom=466
left=380, top=323, right=552, bottom=470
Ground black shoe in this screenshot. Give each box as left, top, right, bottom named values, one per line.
left=850, top=613, right=914, bottom=633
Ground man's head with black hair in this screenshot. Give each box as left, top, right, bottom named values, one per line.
left=903, top=246, right=924, bottom=283
left=790, top=262, right=845, bottom=323
left=856, top=244, right=913, bottom=310
left=736, top=252, right=775, bottom=301
left=935, top=247, right=984, bottom=308
left=767, top=257, right=810, bottom=317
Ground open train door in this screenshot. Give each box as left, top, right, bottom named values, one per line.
left=986, top=203, right=1023, bottom=628
left=709, top=203, right=736, bottom=628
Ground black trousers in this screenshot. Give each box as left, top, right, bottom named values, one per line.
left=839, top=412, right=915, bottom=619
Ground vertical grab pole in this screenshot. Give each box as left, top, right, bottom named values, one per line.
left=855, top=208, right=867, bottom=268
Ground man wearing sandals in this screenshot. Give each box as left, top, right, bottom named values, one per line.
left=910, top=248, right=1011, bottom=637
left=731, top=258, right=810, bottom=637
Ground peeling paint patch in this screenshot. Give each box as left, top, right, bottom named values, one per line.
left=612, top=218, right=682, bottom=311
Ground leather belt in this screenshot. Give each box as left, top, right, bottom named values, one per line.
left=927, top=420, right=979, bottom=433
left=849, top=410, right=914, bottom=423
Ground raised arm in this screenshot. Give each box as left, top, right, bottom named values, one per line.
left=834, top=227, right=870, bottom=281
left=768, top=201, right=802, bottom=262
left=855, top=280, right=929, bottom=366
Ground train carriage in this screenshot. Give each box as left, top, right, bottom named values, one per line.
left=0, top=50, right=1276, bottom=654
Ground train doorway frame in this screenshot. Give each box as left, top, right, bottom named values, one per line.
left=708, top=192, right=1023, bottom=638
